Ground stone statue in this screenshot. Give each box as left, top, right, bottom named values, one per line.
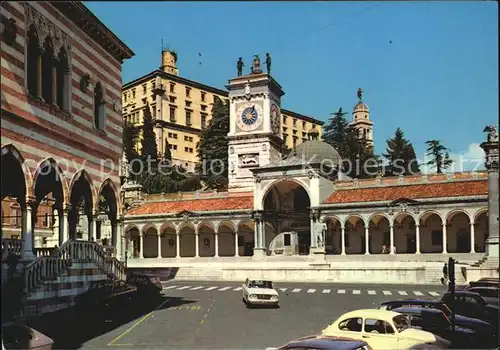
left=251, top=55, right=262, bottom=74
left=484, top=125, right=498, bottom=143
left=265, top=53, right=272, bottom=74
left=314, top=221, right=325, bottom=248
left=237, top=57, right=244, bottom=77
left=357, top=88, right=363, bottom=101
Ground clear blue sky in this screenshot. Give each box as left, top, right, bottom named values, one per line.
left=86, top=1, right=498, bottom=170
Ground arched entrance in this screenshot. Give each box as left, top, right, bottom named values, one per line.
left=368, top=214, right=391, bottom=254
left=68, top=170, right=94, bottom=241
left=96, top=179, right=119, bottom=252
left=446, top=211, right=472, bottom=253
left=237, top=220, right=254, bottom=256
left=473, top=210, right=488, bottom=253
left=262, top=180, right=311, bottom=255
left=124, top=225, right=140, bottom=258
left=419, top=211, right=444, bottom=253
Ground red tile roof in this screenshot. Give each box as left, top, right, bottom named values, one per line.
left=126, top=196, right=254, bottom=216
left=323, top=180, right=488, bottom=204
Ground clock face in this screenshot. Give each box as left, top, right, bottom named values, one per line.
left=270, top=103, right=280, bottom=134
left=236, top=103, right=263, bottom=131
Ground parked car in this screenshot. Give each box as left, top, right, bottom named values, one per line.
left=127, top=273, right=162, bottom=296
left=2, top=323, right=54, bottom=350
left=467, top=279, right=499, bottom=289
left=441, top=291, right=498, bottom=328
left=321, top=309, right=451, bottom=349
left=464, top=287, right=499, bottom=306
left=391, top=307, right=480, bottom=348
left=242, top=278, right=279, bottom=308
left=378, top=299, right=495, bottom=335
left=75, top=279, right=137, bottom=312
left=266, top=335, right=372, bottom=350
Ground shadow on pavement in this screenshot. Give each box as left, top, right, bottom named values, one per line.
left=23, top=295, right=196, bottom=349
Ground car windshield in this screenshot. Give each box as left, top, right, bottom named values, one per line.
left=249, top=280, right=272, bottom=288
left=393, top=315, right=411, bottom=332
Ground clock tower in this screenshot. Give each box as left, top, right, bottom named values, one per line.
left=226, top=72, right=285, bottom=192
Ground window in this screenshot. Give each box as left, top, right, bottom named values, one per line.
left=132, top=88, right=136, bottom=98
left=364, top=319, right=395, bottom=334
left=173, top=133, right=178, bottom=139
left=169, top=106, right=176, bottom=122
left=284, top=233, right=291, bottom=246
left=185, top=87, right=191, bottom=98
left=283, top=134, right=288, bottom=143
left=293, top=137, right=297, bottom=147
left=293, top=119, right=297, bottom=127
left=44, top=213, right=48, bottom=227
left=124, top=93, right=128, bottom=102
left=94, top=82, right=105, bottom=130
left=142, top=84, right=147, bottom=94
left=302, top=121, right=306, bottom=128
left=41, top=38, right=55, bottom=104
left=189, top=148, right=193, bottom=153
left=189, top=136, right=193, bottom=142
left=186, top=100, right=192, bottom=107
left=184, top=135, right=189, bottom=141
left=173, top=145, right=177, bottom=150
left=283, top=116, right=287, bottom=124
left=151, top=81, right=156, bottom=89
left=170, top=83, right=175, bottom=93
left=151, top=104, right=156, bottom=118
left=201, top=114, right=207, bottom=128
left=338, top=318, right=362, bottom=332
left=201, top=91, right=206, bottom=102
left=26, top=26, right=40, bottom=97
left=184, top=147, right=189, bottom=152
left=201, top=104, right=207, bottom=112
left=431, top=230, right=443, bottom=245
left=56, top=49, right=70, bottom=111
left=186, top=110, right=192, bottom=125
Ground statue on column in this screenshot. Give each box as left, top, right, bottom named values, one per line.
left=237, top=57, right=244, bottom=77
left=265, top=53, right=272, bottom=74
left=251, top=55, right=262, bottom=74
left=484, top=125, right=498, bottom=142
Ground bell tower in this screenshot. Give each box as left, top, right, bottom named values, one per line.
left=351, top=88, right=374, bottom=148
left=226, top=60, right=285, bottom=192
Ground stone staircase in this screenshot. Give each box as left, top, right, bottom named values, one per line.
left=10, top=240, right=126, bottom=319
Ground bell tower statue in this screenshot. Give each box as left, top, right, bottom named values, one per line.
left=226, top=55, right=284, bottom=192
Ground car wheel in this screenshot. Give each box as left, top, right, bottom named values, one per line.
left=246, top=302, right=253, bottom=309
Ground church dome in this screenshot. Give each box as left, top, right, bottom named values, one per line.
left=294, top=140, right=342, bottom=164
left=354, top=101, right=369, bottom=112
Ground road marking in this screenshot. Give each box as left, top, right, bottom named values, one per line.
left=218, top=286, right=232, bottom=291
left=233, top=287, right=242, bottom=291
left=413, top=291, right=424, bottom=296
left=353, top=290, right=361, bottom=295
left=368, top=290, right=376, bottom=295
left=177, top=286, right=192, bottom=290
left=107, top=297, right=170, bottom=346
left=205, top=286, right=217, bottom=291
left=307, top=289, right=316, bottom=293
left=383, top=291, right=392, bottom=295
left=279, top=288, right=287, bottom=292
left=292, top=288, right=301, bottom=293
left=162, top=285, right=178, bottom=290
left=108, top=344, right=133, bottom=347
left=398, top=291, right=408, bottom=295
left=429, top=291, right=441, bottom=297
left=190, top=286, right=204, bottom=290
left=322, top=289, right=331, bottom=294
left=338, top=289, right=346, bottom=294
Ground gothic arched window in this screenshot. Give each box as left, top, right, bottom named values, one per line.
left=56, top=48, right=70, bottom=111
left=94, top=82, right=105, bottom=130
left=41, top=38, right=55, bottom=104
left=26, top=25, right=41, bottom=97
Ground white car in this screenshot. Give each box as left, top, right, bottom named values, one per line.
left=242, top=278, right=279, bottom=308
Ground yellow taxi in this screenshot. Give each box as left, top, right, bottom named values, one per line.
left=321, top=309, right=450, bottom=349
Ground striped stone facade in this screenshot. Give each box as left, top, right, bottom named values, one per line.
left=1, top=2, right=134, bottom=259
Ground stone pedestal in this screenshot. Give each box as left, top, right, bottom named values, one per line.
left=252, top=248, right=266, bottom=260
left=309, top=247, right=326, bottom=261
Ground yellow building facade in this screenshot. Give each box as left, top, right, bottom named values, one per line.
left=122, top=50, right=324, bottom=172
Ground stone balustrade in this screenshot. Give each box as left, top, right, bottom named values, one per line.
left=35, top=247, right=57, bottom=257
left=2, top=239, right=24, bottom=261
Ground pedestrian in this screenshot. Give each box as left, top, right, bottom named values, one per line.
left=381, top=245, right=387, bottom=254
left=392, top=245, right=397, bottom=254
left=441, top=263, right=449, bottom=285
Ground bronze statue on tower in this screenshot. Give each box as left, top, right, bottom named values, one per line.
left=237, top=57, right=244, bottom=77
left=357, top=88, right=363, bottom=101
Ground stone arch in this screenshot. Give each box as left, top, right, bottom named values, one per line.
left=473, top=208, right=488, bottom=224
left=68, top=169, right=95, bottom=241
left=217, top=220, right=236, bottom=232
left=260, top=178, right=312, bottom=210
left=124, top=224, right=140, bottom=258
left=142, top=224, right=158, bottom=258
left=124, top=224, right=139, bottom=233
left=391, top=213, right=417, bottom=254
left=160, top=222, right=177, bottom=258
left=418, top=210, right=444, bottom=253
left=69, top=169, right=96, bottom=207
left=179, top=222, right=196, bottom=257
left=1, top=144, right=33, bottom=200
left=197, top=221, right=215, bottom=232
left=344, top=215, right=366, bottom=255
left=446, top=210, right=472, bottom=253
left=198, top=221, right=216, bottom=257
left=472, top=209, right=488, bottom=253
left=237, top=219, right=255, bottom=256
left=324, top=215, right=342, bottom=254
left=446, top=209, right=472, bottom=222
left=367, top=213, right=392, bottom=254
left=96, top=178, right=120, bottom=213
left=217, top=221, right=237, bottom=257
left=33, top=157, right=69, bottom=204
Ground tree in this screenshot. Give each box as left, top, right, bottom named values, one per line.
left=122, top=120, right=141, bottom=181
left=195, top=96, right=229, bottom=189
left=344, top=128, right=376, bottom=179
left=322, top=107, right=351, bottom=159
left=425, top=140, right=453, bottom=174
left=163, top=138, right=172, bottom=163
left=140, top=103, right=158, bottom=169
left=383, top=128, right=421, bottom=176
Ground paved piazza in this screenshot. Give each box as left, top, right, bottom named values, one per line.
left=27, top=281, right=446, bottom=349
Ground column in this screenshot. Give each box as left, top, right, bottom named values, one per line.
left=60, top=207, right=69, bottom=245
left=214, top=232, right=219, bottom=257
left=415, top=224, right=421, bottom=254
left=36, top=54, right=42, bottom=98
left=139, top=234, right=144, bottom=259
left=254, top=220, right=260, bottom=249
left=51, top=64, right=57, bottom=105
left=22, top=199, right=35, bottom=260
left=234, top=232, right=239, bottom=257
left=481, top=134, right=499, bottom=258
left=260, top=220, right=265, bottom=249
left=310, top=215, right=317, bottom=249
left=195, top=228, right=199, bottom=257
left=341, top=225, right=346, bottom=255
left=389, top=225, right=395, bottom=254
left=89, top=217, right=96, bottom=242
left=364, top=226, right=370, bottom=255
left=442, top=224, right=447, bottom=254
left=115, top=221, right=123, bottom=260
left=470, top=223, right=476, bottom=253
left=176, top=233, right=180, bottom=258
left=157, top=233, right=162, bottom=258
